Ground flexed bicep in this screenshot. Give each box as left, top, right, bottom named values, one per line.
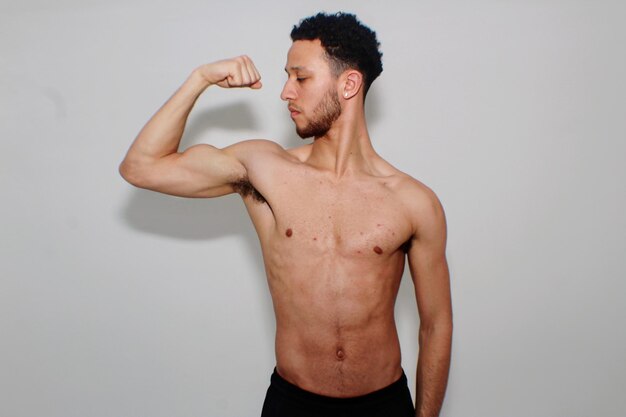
left=121, top=143, right=247, bottom=198
left=120, top=56, right=264, bottom=197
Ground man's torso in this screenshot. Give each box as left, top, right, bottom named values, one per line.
left=235, top=142, right=419, bottom=397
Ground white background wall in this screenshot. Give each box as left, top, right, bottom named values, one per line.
left=1, top=1, right=625, bottom=416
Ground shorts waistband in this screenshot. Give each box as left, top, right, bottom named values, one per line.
left=269, top=368, right=409, bottom=407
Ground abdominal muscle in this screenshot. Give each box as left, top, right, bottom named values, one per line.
left=266, top=249, right=406, bottom=397
left=274, top=315, right=403, bottom=397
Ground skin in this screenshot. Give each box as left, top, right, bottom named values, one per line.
left=120, top=39, right=452, bottom=417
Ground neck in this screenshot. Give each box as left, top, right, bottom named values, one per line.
left=307, top=105, right=377, bottom=178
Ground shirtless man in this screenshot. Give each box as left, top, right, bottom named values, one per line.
left=120, top=12, right=452, bottom=417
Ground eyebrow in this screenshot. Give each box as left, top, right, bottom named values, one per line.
left=284, top=65, right=310, bottom=73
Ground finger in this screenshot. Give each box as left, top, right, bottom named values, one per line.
left=250, top=62, right=261, bottom=85
left=227, top=72, right=241, bottom=87
left=245, top=56, right=262, bottom=84
left=231, top=57, right=248, bottom=86
left=243, top=55, right=260, bottom=87
left=240, top=62, right=253, bottom=86
left=228, top=60, right=244, bottom=87
left=241, top=55, right=261, bottom=87
left=250, top=80, right=263, bottom=89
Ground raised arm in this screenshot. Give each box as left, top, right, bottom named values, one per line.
left=406, top=184, right=453, bottom=417
left=119, top=56, right=263, bottom=198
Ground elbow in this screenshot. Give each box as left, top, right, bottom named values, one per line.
left=419, top=316, right=453, bottom=337
left=119, top=157, right=147, bottom=188
left=418, top=320, right=453, bottom=351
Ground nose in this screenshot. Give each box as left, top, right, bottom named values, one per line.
left=280, top=79, right=295, bottom=101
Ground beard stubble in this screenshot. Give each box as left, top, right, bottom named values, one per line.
left=296, top=88, right=342, bottom=139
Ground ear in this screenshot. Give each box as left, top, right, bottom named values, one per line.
left=341, top=70, right=363, bottom=100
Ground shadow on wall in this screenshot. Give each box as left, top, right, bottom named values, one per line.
left=118, top=189, right=277, bottom=361
left=120, top=191, right=253, bottom=241
left=182, top=100, right=259, bottom=147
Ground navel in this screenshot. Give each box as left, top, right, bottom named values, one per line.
left=285, top=228, right=293, bottom=237
left=336, top=348, right=345, bottom=361
left=373, top=246, right=383, bottom=255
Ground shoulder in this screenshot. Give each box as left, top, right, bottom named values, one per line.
left=284, top=143, right=313, bottom=162
left=223, top=138, right=287, bottom=156
left=368, top=156, right=445, bottom=234
left=223, top=139, right=301, bottom=166
left=392, top=172, right=446, bottom=240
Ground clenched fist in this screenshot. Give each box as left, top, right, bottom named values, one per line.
left=196, top=55, right=262, bottom=89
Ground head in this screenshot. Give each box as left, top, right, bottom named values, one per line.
left=291, top=12, right=383, bottom=97
left=281, top=12, right=383, bottom=139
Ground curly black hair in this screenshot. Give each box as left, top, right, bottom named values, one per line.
left=290, top=12, right=383, bottom=95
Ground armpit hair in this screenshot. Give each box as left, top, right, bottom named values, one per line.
left=231, top=176, right=267, bottom=204
left=400, top=238, right=413, bottom=254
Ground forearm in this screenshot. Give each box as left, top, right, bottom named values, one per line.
left=415, top=323, right=452, bottom=417
left=122, top=70, right=211, bottom=165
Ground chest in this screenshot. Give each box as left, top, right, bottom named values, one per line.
left=266, top=173, right=413, bottom=257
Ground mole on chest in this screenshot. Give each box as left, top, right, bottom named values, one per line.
left=283, top=226, right=389, bottom=256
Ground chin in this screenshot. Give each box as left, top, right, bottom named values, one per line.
left=295, top=123, right=313, bottom=139
left=296, top=129, right=313, bottom=139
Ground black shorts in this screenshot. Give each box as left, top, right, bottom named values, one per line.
left=261, top=368, right=415, bottom=417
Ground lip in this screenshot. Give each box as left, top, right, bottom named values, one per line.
left=288, top=106, right=301, bottom=117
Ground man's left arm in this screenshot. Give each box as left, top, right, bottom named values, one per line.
left=406, top=186, right=453, bottom=417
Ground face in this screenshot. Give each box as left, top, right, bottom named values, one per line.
left=281, top=40, right=342, bottom=139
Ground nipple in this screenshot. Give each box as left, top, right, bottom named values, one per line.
left=286, top=228, right=293, bottom=237
left=373, top=246, right=383, bottom=255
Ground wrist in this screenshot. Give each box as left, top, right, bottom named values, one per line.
left=188, top=68, right=213, bottom=91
